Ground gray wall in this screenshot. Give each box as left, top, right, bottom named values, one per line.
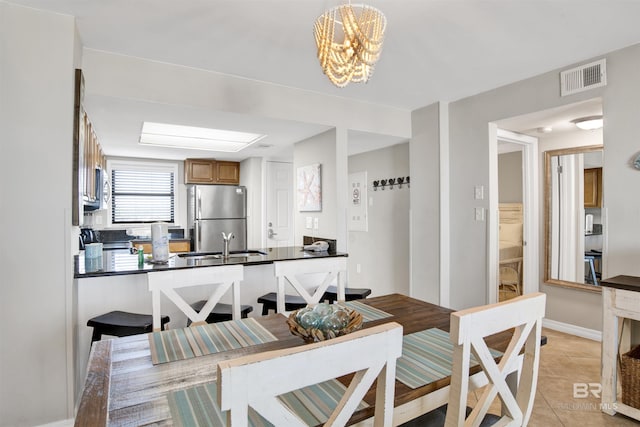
left=348, top=143, right=410, bottom=296
left=293, top=130, right=338, bottom=244
left=409, top=103, right=441, bottom=303
left=0, top=3, right=77, bottom=425
left=447, top=43, right=640, bottom=331
left=498, top=151, right=523, bottom=203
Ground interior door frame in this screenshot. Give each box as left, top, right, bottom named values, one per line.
left=488, top=125, right=539, bottom=303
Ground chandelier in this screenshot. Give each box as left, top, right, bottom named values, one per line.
left=313, top=3, right=387, bottom=88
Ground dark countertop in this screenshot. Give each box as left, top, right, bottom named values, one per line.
left=75, top=247, right=348, bottom=278
left=600, top=275, right=640, bottom=292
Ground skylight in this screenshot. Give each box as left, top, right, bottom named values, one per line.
left=139, top=122, right=266, bottom=152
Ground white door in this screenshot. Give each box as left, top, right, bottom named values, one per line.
left=266, top=161, right=294, bottom=248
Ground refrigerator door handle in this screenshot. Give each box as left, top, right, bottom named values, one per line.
left=197, top=189, right=202, bottom=219
left=195, top=221, right=201, bottom=250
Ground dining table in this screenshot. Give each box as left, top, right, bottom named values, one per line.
left=74, top=293, right=514, bottom=426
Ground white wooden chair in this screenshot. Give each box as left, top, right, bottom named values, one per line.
left=217, top=322, right=403, bottom=427
left=448, top=292, right=546, bottom=426
left=274, top=257, right=347, bottom=313
left=400, top=292, right=546, bottom=427
left=147, top=265, right=244, bottom=331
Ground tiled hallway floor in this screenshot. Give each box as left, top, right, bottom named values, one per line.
left=469, top=328, right=639, bottom=426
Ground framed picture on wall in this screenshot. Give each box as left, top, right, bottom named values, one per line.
left=297, top=163, right=322, bottom=211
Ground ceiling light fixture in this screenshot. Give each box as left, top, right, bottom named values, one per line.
left=314, top=2, right=386, bottom=88
left=139, top=122, right=266, bottom=152
left=571, top=115, right=603, bottom=130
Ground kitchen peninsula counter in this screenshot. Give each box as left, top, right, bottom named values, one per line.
left=73, top=246, right=349, bottom=399
left=74, top=246, right=347, bottom=278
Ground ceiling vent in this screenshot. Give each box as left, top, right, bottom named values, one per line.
left=560, top=59, right=606, bottom=96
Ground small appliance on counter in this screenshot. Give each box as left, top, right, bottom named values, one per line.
left=80, top=227, right=98, bottom=249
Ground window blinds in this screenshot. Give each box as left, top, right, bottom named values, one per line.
left=111, top=169, right=174, bottom=223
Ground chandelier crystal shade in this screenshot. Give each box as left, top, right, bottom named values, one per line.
left=314, top=3, right=387, bottom=88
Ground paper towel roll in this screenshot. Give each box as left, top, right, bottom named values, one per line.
left=151, top=222, right=169, bottom=262
left=585, top=214, right=594, bottom=234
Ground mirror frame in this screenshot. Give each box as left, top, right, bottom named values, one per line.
left=544, top=144, right=604, bottom=292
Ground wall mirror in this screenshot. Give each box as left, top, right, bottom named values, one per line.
left=544, top=145, right=604, bottom=291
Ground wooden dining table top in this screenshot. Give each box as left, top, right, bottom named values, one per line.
left=74, top=293, right=513, bottom=426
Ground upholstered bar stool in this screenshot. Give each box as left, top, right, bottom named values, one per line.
left=322, top=285, right=371, bottom=303
left=87, top=310, right=170, bottom=343
left=188, top=301, right=253, bottom=324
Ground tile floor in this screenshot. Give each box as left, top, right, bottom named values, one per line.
left=469, top=328, right=639, bottom=426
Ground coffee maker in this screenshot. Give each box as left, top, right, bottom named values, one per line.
left=79, top=228, right=97, bottom=250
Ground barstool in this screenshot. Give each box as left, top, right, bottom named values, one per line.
left=87, top=310, right=170, bottom=343
left=188, top=301, right=253, bottom=325
left=257, top=293, right=309, bottom=315
left=584, top=255, right=599, bottom=286
left=322, top=285, right=371, bottom=303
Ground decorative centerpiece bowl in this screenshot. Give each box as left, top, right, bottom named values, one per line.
left=287, top=303, right=363, bottom=343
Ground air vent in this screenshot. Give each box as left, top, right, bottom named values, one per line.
left=560, top=59, right=606, bottom=96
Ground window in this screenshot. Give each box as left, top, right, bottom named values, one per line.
left=110, top=162, right=176, bottom=224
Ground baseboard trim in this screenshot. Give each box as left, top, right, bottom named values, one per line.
left=36, top=418, right=74, bottom=427
left=543, top=318, right=602, bottom=342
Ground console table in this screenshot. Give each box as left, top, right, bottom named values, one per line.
left=601, top=275, right=640, bottom=421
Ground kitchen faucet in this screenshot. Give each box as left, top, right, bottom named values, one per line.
left=221, top=232, right=234, bottom=258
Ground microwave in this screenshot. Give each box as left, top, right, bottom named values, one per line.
left=83, top=168, right=109, bottom=211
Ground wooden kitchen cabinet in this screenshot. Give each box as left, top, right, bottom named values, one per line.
left=584, top=167, right=602, bottom=208
left=132, top=240, right=191, bottom=254
left=184, top=159, right=240, bottom=184
left=215, top=161, right=240, bottom=184
left=185, top=159, right=216, bottom=183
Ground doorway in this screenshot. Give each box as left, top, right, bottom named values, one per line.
left=265, top=161, right=294, bottom=248
left=488, top=127, right=539, bottom=304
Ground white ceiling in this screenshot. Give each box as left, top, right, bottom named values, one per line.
left=8, top=0, right=640, bottom=160
left=498, top=97, right=603, bottom=136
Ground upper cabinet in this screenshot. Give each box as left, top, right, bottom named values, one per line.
left=215, top=161, right=241, bottom=184
left=584, top=167, right=602, bottom=208
left=185, top=159, right=216, bottom=183
left=184, top=159, right=240, bottom=185
left=72, top=69, right=106, bottom=225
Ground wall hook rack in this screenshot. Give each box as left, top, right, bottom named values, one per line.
left=371, top=175, right=409, bottom=190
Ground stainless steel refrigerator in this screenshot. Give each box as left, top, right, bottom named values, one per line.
left=187, top=185, right=247, bottom=252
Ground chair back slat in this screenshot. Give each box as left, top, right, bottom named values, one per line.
left=274, top=258, right=347, bottom=313
left=218, top=322, right=403, bottom=427
left=147, top=265, right=244, bottom=330
left=446, top=292, right=546, bottom=427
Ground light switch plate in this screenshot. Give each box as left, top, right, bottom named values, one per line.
left=474, top=185, right=484, bottom=200
left=475, top=207, right=485, bottom=221
left=305, top=217, right=313, bottom=229
left=313, top=217, right=319, bottom=230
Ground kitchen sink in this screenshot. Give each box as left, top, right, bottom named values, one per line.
left=178, top=250, right=267, bottom=260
